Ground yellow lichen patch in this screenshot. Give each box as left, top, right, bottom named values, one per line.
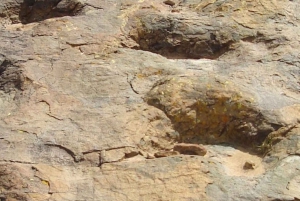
left=136, top=73, right=145, bottom=78
left=41, top=180, right=50, bottom=186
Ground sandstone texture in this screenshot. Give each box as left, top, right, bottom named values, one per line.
left=173, top=143, right=207, bottom=156
left=0, top=0, right=300, bottom=200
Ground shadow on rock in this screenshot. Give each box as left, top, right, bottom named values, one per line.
left=19, top=0, right=84, bottom=24
left=146, top=75, right=282, bottom=153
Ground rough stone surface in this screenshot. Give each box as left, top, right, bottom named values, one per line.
left=0, top=0, right=300, bottom=200
left=154, top=150, right=179, bottom=158
left=174, top=143, right=207, bottom=156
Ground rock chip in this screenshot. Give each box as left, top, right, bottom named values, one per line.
left=243, top=161, right=256, bottom=170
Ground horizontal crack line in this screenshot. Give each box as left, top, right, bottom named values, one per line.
left=44, top=143, right=83, bottom=162
left=83, top=145, right=136, bottom=154
left=0, top=160, right=37, bottom=164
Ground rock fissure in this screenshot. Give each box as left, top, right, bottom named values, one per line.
left=36, top=99, right=63, bottom=120
left=45, top=113, right=63, bottom=121
left=258, top=124, right=299, bottom=156
left=126, top=73, right=139, bottom=94
left=82, top=145, right=136, bottom=155
left=83, top=3, right=103, bottom=10
left=37, top=59, right=54, bottom=82
left=44, top=143, right=83, bottom=162
left=0, top=160, right=37, bottom=165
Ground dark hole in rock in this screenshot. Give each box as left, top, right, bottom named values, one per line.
left=0, top=59, right=23, bottom=92
left=19, top=0, right=84, bottom=24
left=129, top=13, right=233, bottom=59
left=163, top=0, right=176, bottom=7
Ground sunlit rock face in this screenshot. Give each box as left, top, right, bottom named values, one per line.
left=0, top=0, right=300, bottom=200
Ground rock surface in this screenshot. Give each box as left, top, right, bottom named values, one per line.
left=173, top=143, right=207, bottom=156
left=0, top=0, right=300, bottom=200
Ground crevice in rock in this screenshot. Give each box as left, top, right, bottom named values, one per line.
left=84, top=3, right=103, bottom=10
left=44, top=143, right=83, bottom=162
left=0, top=160, right=37, bottom=165
left=37, top=58, right=54, bottom=81
left=258, top=124, right=298, bottom=156
left=37, top=100, right=64, bottom=120
left=82, top=145, right=135, bottom=155
left=32, top=166, right=51, bottom=193
left=93, top=145, right=138, bottom=167
left=99, top=151, right=125, bottom=168
left=126, top=73, right=139, bottom=94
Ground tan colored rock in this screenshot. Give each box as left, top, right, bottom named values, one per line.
left=0, top=0, right=300, bottom=200
left=154, top=150, right=179, bottom=158
left=243, top=161, right=256, bottom=170
left=100, top=149, right=125, bottom=164
left=124, top=147, right=140, bottom=158
left=146, top=153, right=155, bottom=159
left=174, top=143, right=207, bottom=156
left=83, top=152, right=100, bottom=167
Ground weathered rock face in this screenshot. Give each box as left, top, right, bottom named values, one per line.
left=0, top=0, right=300, bottom=200
left=146, top=75, right=267, bottom=149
